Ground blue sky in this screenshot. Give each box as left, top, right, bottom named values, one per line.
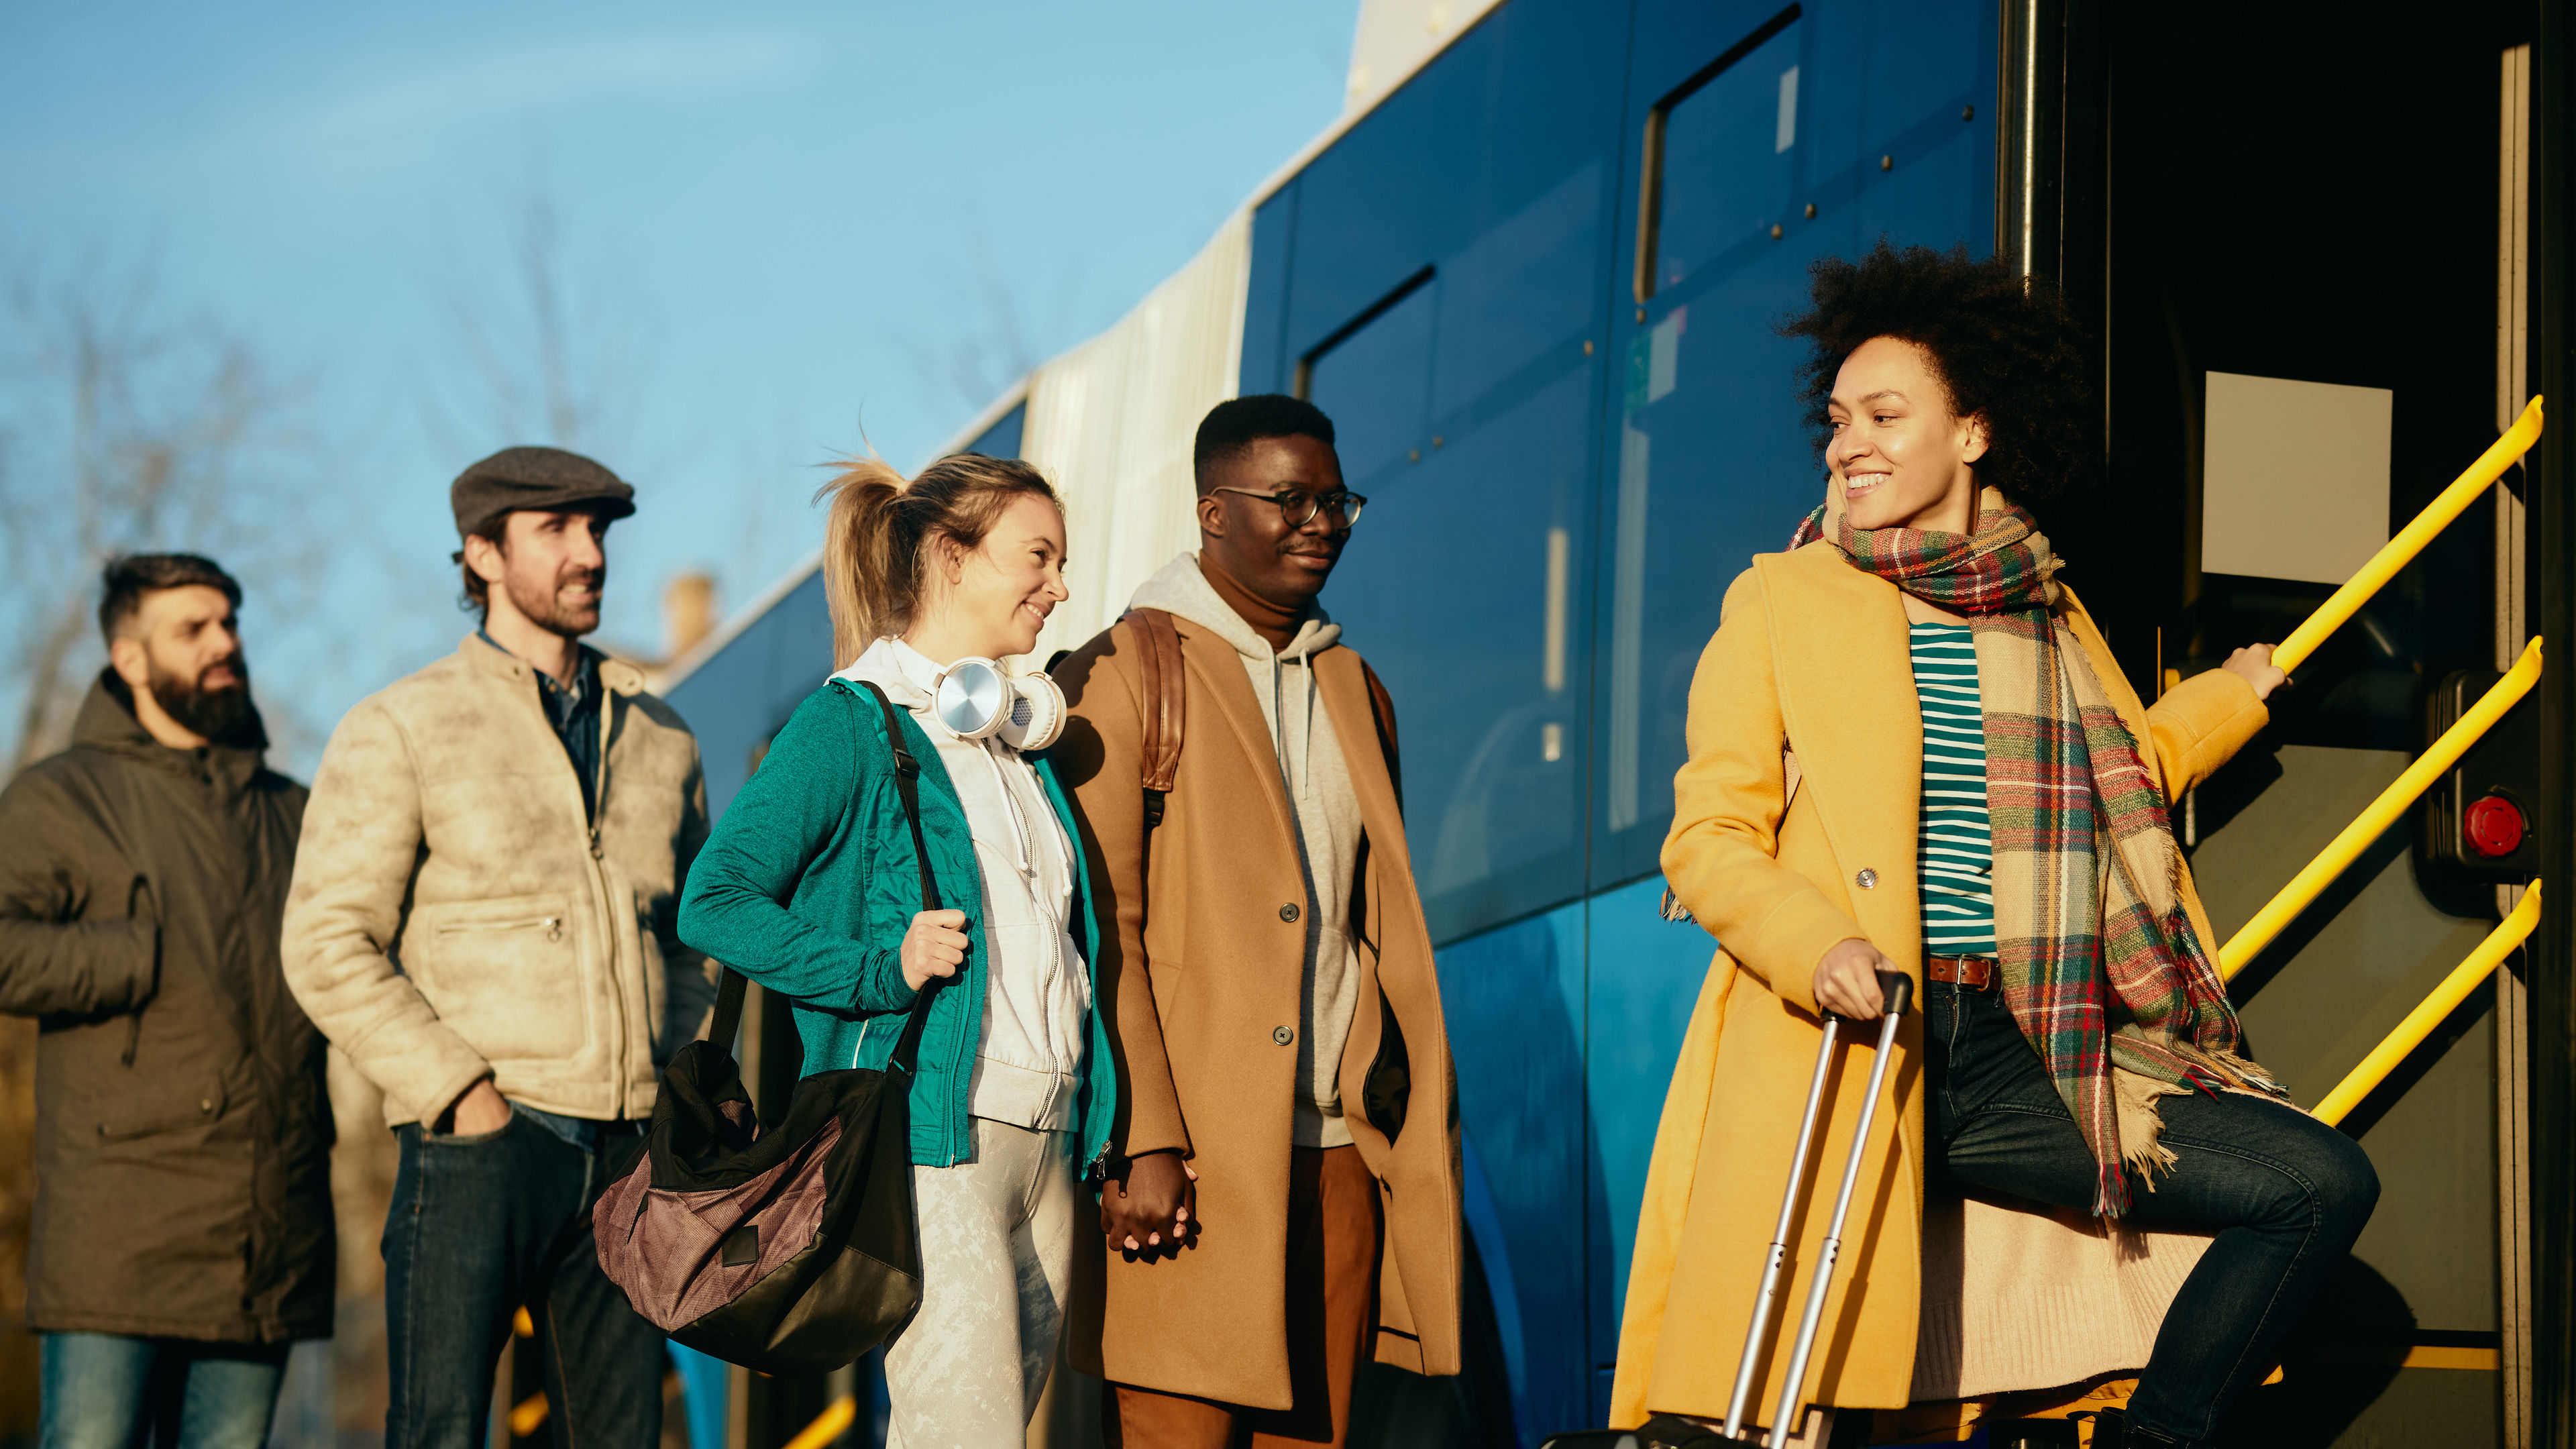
left=0, top=2, right=1355, bottom=768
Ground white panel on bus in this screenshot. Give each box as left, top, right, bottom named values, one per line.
left=2200, top=370, right=2392, bottom=586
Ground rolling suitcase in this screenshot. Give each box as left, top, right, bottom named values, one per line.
left=1544, top=971, right=1913, bottom=1449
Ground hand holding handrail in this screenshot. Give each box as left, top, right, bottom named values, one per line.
left=2271, top=396, right=2542, bottom=674
left=2217, top=637, right=2542, bottom=979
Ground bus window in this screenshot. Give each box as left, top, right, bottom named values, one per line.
left=1307, top=172, right=1605, bottom=945
left=1302, top=270, right=1436, bottom=489
left=1640, top=9, right=1804, bottom=302
left=960, top=400, right=1024, bottom=460
left=1596, top=0, right=1991, bottom=890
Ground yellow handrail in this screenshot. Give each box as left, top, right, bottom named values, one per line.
left=2313, top=882, right=2540, bottom=1126
left=782, top=1395, right=857, bottom=1449
left=2272, top=395, right=2542, bottom=673
left=2217, top=637, right=2542, bottom=979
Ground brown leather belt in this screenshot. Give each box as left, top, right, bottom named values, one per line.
left=1927, top=955, right=1997, bottom=991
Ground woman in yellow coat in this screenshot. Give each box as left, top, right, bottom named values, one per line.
left=1609, top=246, right=2379, bottom=1449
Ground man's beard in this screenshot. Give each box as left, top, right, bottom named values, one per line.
left=503, top=563, right=604, bottom=637
left=148, top=655, right=254, bottom=742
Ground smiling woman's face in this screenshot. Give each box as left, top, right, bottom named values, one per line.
left=1825, top=335, right=1989, bottom=533
left=916, top=492, right=1069, bottom=663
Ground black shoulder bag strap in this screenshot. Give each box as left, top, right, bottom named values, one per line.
left=853, top=680, right=947, bottom=1077
left=702, top=680, right=948, bottom=1076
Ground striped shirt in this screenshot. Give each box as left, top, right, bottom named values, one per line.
left=1911, top=623, right=1996, bottom=957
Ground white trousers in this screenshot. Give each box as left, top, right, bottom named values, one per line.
left=883, top=1118, right=1077, bottom=1449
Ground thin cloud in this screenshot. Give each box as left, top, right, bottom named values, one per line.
left=262, top=27, right=806, bottom=166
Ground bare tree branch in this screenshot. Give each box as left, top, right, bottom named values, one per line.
left=0, top=252, right=325, bottom=775
left=898, top=209, right=1087, bottom=423
left=423, top=162, right=660, bottom=464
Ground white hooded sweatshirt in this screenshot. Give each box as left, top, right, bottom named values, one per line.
left=1126, top=551, right=1365, bottom=1149
left=833, top=637, right=1091, bottom=1132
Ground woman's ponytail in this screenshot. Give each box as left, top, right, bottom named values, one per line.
left=816, top=458, right=910, bottom=669
left=813, top=451, right=1062, bottom=669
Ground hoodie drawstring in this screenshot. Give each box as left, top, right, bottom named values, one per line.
left=976, top=739, right=1036, bottom=879
left=1267, top=651, right=1320, bottom=802
left=1303, top=659, right=1317, bottom=788
left=1270, top=655, right=1290, bottom=800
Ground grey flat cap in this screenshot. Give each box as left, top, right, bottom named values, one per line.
left=451, top=446, right=637, bottom=537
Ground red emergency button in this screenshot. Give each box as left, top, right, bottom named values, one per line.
left=2465, top=794, right=2525, bottom=858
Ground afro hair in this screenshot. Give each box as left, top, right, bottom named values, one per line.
left=1782, top=241, right=2095, bottom=504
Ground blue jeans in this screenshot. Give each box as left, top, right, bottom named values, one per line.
left=383, top=1106, right=664, bottom=1449
left=38, top=1333, right=288, bottom=1449
left=1925, top=981, right=2379, bottom=1447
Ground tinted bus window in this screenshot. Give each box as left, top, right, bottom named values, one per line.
left=961, top=400, right=1025, bottom=460
left=1305, top=275, right=1436, bottom=490
left=667, top=569, right=835, bottom=820
left=1593, top=0, right=1991, bottom=889
left=1309, top=274, right=1594, bottom=945
left=1289, top=1, right=1621, bottom=946
left=1645, top=13, right=1804, bottom=299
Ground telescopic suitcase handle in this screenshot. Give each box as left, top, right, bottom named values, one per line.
left=1722, top=970, right=1912, bottom=1445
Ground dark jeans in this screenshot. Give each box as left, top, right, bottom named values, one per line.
left=383, top=1106, right=663, bottom=1449
left=1925, top=981, right=2379, bottom=1447
left=38, top=1333, right=289, bottom=1449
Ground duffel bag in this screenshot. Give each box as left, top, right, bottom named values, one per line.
left=594, top=679, right=943, bottom=1374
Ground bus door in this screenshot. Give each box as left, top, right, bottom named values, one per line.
left=2053, top=2, right=2538, bottom=1438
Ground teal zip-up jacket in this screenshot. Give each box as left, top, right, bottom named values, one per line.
left=678, top=676, right=1116, bottom=1171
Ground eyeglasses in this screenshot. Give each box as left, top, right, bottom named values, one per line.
left=1209, top=486, right=1368, bottom=529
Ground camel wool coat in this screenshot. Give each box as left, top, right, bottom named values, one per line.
left=1609, top=541, right=2271, bottom=1426
left=1053, top=610, right=1464, bottom=1409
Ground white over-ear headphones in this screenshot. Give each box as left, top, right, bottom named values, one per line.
left=931, top=657, right=1066, bottom=751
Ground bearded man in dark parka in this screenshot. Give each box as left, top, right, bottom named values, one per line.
left=0, top=553, right=331, bottom=1449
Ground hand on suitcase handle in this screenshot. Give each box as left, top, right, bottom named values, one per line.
left=1811, top=941, right=1913, bottom=1020
left=1813, top=938, right=1890, bottom=1018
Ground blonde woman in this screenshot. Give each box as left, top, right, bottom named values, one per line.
left=681, top=454, right=1117, bottom=1445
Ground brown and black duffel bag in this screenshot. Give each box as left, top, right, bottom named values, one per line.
left=594, top=679, right=941, bottom=1375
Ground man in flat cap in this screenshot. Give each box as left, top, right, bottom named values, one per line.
left=283, top=446, right=714, bottom=1449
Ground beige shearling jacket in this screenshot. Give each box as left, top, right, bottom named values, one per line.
left=282, top=634, right=715, bottom=1126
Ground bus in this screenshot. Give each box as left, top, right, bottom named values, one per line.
left=661, top=1, right=2573, bottom=1443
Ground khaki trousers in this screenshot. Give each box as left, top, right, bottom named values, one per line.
left=1106, top=1145, right=1383, bottom=1448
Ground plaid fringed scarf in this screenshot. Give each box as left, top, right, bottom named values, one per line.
left=1790, top=488, right=2281, bottom=1216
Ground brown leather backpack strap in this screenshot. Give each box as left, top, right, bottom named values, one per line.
left=1122, top=608, right=1186, bottom=829
left=1360, top=660, right=1402, bottom=814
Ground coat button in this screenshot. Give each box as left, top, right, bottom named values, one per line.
left=1855, top=869, right=1878, bottom=890
left=200, top=1099, right=215, bottom=1113
left=1279, top=903, right=1301, bottom=923
left=1273, top=1026, right=1295, bottom=1046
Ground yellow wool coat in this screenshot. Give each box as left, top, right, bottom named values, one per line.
left=1052, top=612, right=1464, bottom=1408
left=1609, top=542, right=2271, bottom=1426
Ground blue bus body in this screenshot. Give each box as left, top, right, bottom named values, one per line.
left=1248, top=0, right=1994, bottom=1435
left=669, top=2, right=2001, bottom=1440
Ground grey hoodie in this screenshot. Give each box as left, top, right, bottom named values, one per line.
left=1126, top=551, right=1364, bottom=1148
